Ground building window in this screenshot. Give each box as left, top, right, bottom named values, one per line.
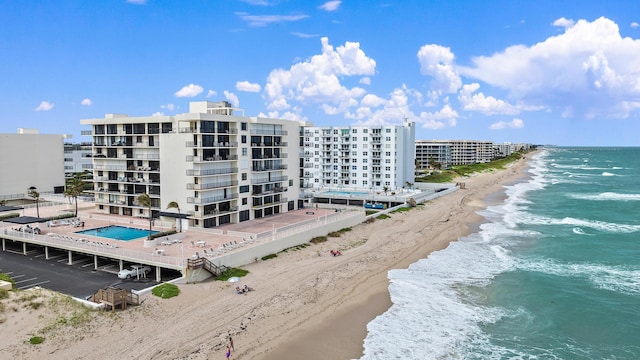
left=386, top=128, right=391, bottom=133
left=352, top=144, right=357, bottom=148
left=241, top=122, right=247, bottom=131
left=242, top=173, right=247, bottom=180
left=242, top=148, right=247, bottom=156
left=386, top=137, right=391, bottom=141
left=241, top=135, right=247, bottom=143
left=352, top=137, right=357, bottom=141
left=352, top=165, right=357, bottom=170
left=242, top=198, right=248, bottom=205
left=240, top=185, right=249, bottom=193
left=363, top=166, right=368, bottom=170
left=363, top=180, right=368, bottom=185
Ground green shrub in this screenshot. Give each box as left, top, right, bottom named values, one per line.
left=151, top=283, right=180, bottom=299
left=327, top=231, right=341, bottom=237
left=46, top=213, right=76, bottom=221
left=0, top=273, right=15, bottom=289
left=338, top=227, right=352, bottom=233
left=391, top=207, right=411, bottom=214
left=29, top=336, right=44, bottom=345
left=0, top=213, right=19, bottom=221
left=309, top=236, right=327, bottom=244
left=261, top=253, right=277, bottom=261
left=215, top=268, right=249, bottom=281
left=365, top=210, right=378, bottom=216
left=150, top=230, right=177, bottom=240
left=376, top=214, right=390, bottom=220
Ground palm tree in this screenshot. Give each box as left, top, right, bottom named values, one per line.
left=64, top=174, right=85, bottom=217
left=383, top=186, right=389, bottom=195
left=167, top=201, right=181, bottom=232
left=405, top=181, right=413, bottom=190
left=27, top=186, right=40, bottom=218
left=136, top=193, right=153, bottom=240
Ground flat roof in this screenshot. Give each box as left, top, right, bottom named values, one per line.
left=0, top=205, right=23, bottom=213
left=3, top=216, right=46, bottom=225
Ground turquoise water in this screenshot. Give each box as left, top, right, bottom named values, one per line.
left=75, top=225, right=158, bottom=241
left=361, top=147, right=640, bottom=359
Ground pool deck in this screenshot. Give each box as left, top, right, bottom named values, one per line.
left=1, top=198, right=355, bottom=273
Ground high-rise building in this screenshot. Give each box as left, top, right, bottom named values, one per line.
left=80, top=101, right=308, bottom=229
left=300, top=120, right=415, bottom=191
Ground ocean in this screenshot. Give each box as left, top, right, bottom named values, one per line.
left=359, top=147, right=640, bottom=359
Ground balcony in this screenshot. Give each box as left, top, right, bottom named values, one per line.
left=186, top=155, right=238, bottom=162
left=186, top=168, right=237, bottom=176
left=251, top=175, right=288, bottom=185
left=186, top=180, right=238, bottom=190
left=187, top=193, right=238, bottom=205
left=251, top=165, right=287, bottom=172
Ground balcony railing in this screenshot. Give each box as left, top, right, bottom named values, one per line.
left=250, top=175, right=288, bottom=185
left=186, top=193, right=238, bottom=205
left=186, top=167, right=237, bottom=176
left=186, top=180, right=238, bottom=190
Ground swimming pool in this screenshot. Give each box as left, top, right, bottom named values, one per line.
left=75, top=225, right=158, bottom=241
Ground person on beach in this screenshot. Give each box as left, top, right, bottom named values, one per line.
left=229, top=336, right=234, bottom=351
left=226, top=345, right=231, bottom=359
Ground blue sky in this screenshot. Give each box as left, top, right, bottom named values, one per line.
left=2, top=0, right=640, bottom=146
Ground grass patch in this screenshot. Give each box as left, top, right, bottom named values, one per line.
left=338, top=227, right=352, bottom=233
left=390, top=207, right=412, bottom=214
left=29, top=336, right=44, bottom=345
left=0, top=212, right=20, bottom=221
left=327, top=231, right=341, bottom=237
left=0, top=289, right=10, bottom=300
left=365, top=210, right=379, bottom=216
left=0, top=273, right=15, bottom=289
left=376, top=214, right=390, bottom=220
left=29, top=301, right=44, bottom=310
left=261, top=253, right=277, bottom=261
left=151, top=283, right=180, bottom=299
left=310, top=236, right=327, bottom=244
left=215, top=267, right=250, bottom=281
left=280, top=243, right=310, bottom=253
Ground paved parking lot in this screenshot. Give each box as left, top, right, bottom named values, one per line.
left=0, top=242, right=174, bottom=299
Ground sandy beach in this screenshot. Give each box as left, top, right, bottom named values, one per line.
left=0, top=156, right=531, bottom=360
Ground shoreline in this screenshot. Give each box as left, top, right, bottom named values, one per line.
left=0, top=155, right=534, bottom=360
left=259, top=157, right=534, bottom=360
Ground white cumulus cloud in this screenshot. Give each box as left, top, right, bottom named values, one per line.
left=34, top=101, right=54, bottom=111
left=458, top=17, right=640, bottom=119
left=175, top=83, right=204, bottom=98
left=489, top=118, right=525, bottom=130
left=152, top=112, right=165, bottom=117
left=206, top=90, right=217, bottom=98
left=553, top=17, right=575, bottom=29
left=264, top=37, right=376, bottom=115
left=359, top=77, right=371, bottom=85
left=458, top=83, right=520, bottom=115
left=161, top=103, right=175, bottom=111
left=81, top=98, right=92, bottom=106
left=224, top=91, right=239, bottom=107
left=319, top=1, right=341, bottom=11
left=417, top=44, right=462, bottom=94
left=236, top=81, right=262, bottom=92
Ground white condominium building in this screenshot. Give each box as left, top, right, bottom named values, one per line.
left=0, top=129, right=66, bottom=204
left=301, top=120, right=415, bottom=191
left=415, top=140, right=452, bottom=170
left=80, top=101, right=307, bottom=229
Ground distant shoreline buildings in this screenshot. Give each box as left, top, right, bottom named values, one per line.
left=0, top=102, right=533, bottom=230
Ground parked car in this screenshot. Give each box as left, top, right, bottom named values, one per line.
left=117, top=264, right=151, bottom=279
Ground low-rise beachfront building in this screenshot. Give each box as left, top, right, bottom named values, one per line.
left=415, top=140, right=452, bottom=170
left=449, top=140, right=494, bottom=165
left=493, top=142, right=533, bottom=158
left=80, top=101, right=309, bottom=230
left=300, top=120, right=416, bottom=191
left=0, top=129, right=66, bottom=205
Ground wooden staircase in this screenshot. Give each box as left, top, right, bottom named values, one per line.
left=186, top=257, right=228, bottom=282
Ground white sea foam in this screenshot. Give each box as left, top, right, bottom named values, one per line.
left=602, top=172, right=616, bottom=176
left=517, top=257, right=640, bottom=295
left=360, top=160, right=544, bottom=359
left=520, top=213, right=640, bottom=233
left=572, top=227, right=591, bottom=235
left=567, top=192, right=640, bottom=201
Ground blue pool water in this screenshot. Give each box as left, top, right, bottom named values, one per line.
left=75, top=225, right=158, bottom=241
